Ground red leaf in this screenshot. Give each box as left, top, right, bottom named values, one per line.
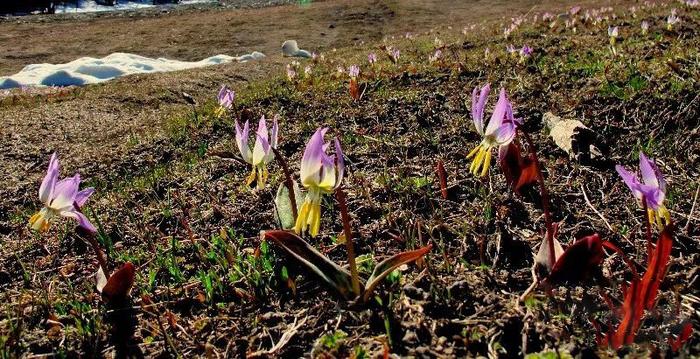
left=545, top=234, right=605, bottom=285
left=515, top=154, right=538, bottom=192
left=349, top=79, right=360, bottom=101
left=609, top=278, right=644, bottom=348
left=640, top=224, right=673, bottom=310
left=499, top=141, right=538, bottom=194
left=436, top=160, right=448, bottom=199
left=669, top=322, right=693, bottom=352
left=102, top=262, right=135, bottom=303
left=605, top=225, right=675, bottom=349
left=499, top=142, right=521, bottom=188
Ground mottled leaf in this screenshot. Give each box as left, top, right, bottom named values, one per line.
left=274, top=181, right=302, bottom=230
left=363, top=244, right=432, bottom=302
left=264, top=230, right=359, bottom=301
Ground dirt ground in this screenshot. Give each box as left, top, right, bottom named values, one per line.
left=0, top=0, right=637, bottom=74
left=0, top=0, right=638, bottom=230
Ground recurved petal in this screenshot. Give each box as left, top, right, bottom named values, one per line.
left=484, top=88, right=509, bottom=136
left=75, top=187, right=95, bottom=208
left=494, top=122, right=517, bottom=146
left=235, top=120, right=253, bottom=163
left=39, top=152, right=60, bottom=204
left=334, top=137, right=345, bottom=188
left=300, top=128, right=328, bottom=186
left=637, top=183, right=665, bottom=210
left=615, top=165, right=643, bottom=201
left=51, top=174, right=80, bottom=211
left=639, top=152, right=663, bottom=190
left=61, top=209, right=97, bottom=233
left=471, top=83, right=490, bottom=135
left=254, top=133, right=271, bottom=165
left=252, top=116, right=269, bottom=165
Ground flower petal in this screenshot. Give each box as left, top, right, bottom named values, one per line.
left=615, top=165, right=643, bottom=201
left=252, top=116, right=269, bottom=165
left=471, top=83, right=490, bottom=135
left=334, top=137, right=345, bottom=188
left=75, top=187, right=95, bottom=208
left=50, top=174, right=80, bottom=211
left=639, top=152, right=664, bottom=191
left=300, top=128, right=328, bottom=187
left=235, top=120, right=252, bottom=164
left=39, top=152, right=60, bottom=204
left=61, top=209, right=97, bottom=233
left=494, top=122, right=517, bottom=146
left=636, top=183, right=665, bottom=210
left=484, top=88, right=509, bottom=136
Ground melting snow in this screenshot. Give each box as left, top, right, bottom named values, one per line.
left=0, top=52, right=265, bottom=89
left=55, top=0, right=216, bottom=14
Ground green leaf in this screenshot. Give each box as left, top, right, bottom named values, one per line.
left=264, top=230, right=361, bottom=300
left=362, top=244, right=432, bottom=302
left=274, top=182, right=303, bottom=230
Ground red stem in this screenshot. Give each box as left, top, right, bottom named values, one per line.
left=74, top=203, right=109, bottom=276
left=521, top=131, right=555, bottom=269
left=335, top=187, right=361, bottom=297
left=641, top=196, right=652, bottom=260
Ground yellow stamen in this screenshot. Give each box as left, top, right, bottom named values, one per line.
left=294, top=202, right=311, bottom=234
left=467, top=145, right=480, bottom=159
left=481, top=149, right=492, bottom=177
left=309, top=203, right=321, bottom=237
left=648, top=206, right=671, bottom=230
left=245, top=166, right=256, bottom=187
left=29, top=211, right=50, bottom=232
left=255, top=166, right=269, bottom=190
left=471, top=147, right=487, bottom=175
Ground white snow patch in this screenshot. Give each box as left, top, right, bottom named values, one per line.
left=55, top=0, right=216, bottom=14
left=0, top=52, right=265, bottom=89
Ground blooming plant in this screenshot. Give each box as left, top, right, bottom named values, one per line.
left=29, top=153, right=96, bottom=233
left=466, top=84, right=521, bottom=177
left=428, top=49, right=442, bottom=63
left=367, top=52, right=377, bottom=65
left=235, top=115, right=279, bottom=189
left=616, top=152, right=671, bottom=229
left=388, top=47, right=400, bottom=64
left=667, top=12, right=680, bottom=30
left=519, top=45, right=532, bottom=62
left=294, top=128, right=345, bottom=237
left=286, top=63, right=297, bottom=81
left=641, top=20, right=650, bottom=35
left=215, top=85, right=234, bottom=118
left=608, top=26, right=619, bottom=45
left=348, top=65, right=361, bottom=101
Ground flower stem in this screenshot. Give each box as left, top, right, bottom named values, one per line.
left=74, top=203, right=109, bottom=275
left=521, top=131, right=555, bottom=269
left=335, top=187, right=362, bottom=298
left=641, top=196, right=652, bottom=260
left=271, top=146, right=298, bottom=220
